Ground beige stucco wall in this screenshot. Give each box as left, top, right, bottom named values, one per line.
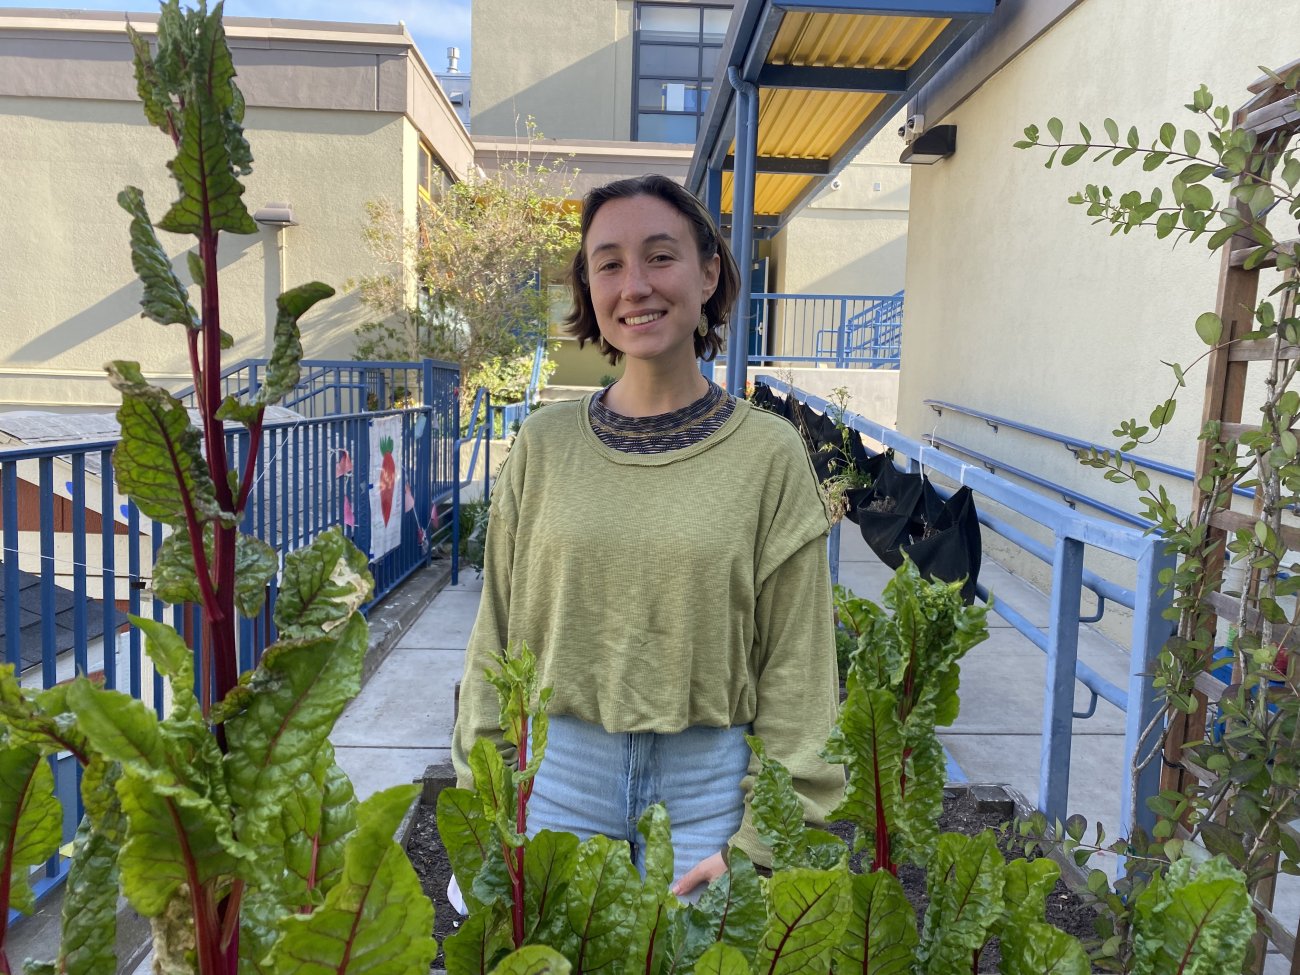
left=0, top=98, right=406, bottom=408
left=473, top=0, right=634, bottom=140
left=895, top=0, right=1294, bottom=619
left=773, top=109, right=911, bottom=297
left=899, top=0, right=1294, bottom=494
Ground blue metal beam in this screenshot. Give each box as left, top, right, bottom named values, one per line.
left=774, top=0, right=995, bottom=15
left=757, top=64, right=909, bottom=91
left=723, top=154, right=831, bottom=175
left=727, top=65, right=759, bottom=397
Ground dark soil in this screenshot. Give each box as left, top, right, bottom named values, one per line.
left=405, top=788, right=1098, bottom=971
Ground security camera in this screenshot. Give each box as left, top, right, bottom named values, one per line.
left=902, top=114, right=925, bottom=145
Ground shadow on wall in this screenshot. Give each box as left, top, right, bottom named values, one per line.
left=475, top=42, right=626, bottom=142
left=8, top=232, right=260, bottom=363
left=793, top=230, right=908, bottom=297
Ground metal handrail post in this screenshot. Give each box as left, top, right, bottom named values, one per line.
left=837, top=297, right=847, bottom=369
left=483, top=391, right=492, bottom=501
left=420, top=359, right=436, bottom=566
left=1040, top=534, right=1086, bottom=827
left=452, top=383, right=461, bottom=586
left=1121, top=537, right=1176, bottom=841
left=827, top=520, right=841, bottom=586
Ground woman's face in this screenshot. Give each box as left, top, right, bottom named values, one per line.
left=584, top=194, right=720, bottom=370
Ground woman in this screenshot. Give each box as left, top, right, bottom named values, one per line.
left=451, top=174, right=842, bottom=899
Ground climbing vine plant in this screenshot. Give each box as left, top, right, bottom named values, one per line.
left=1017, top=63, right=1300, bottom=968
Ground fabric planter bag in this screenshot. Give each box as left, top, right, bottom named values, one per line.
left=851, top=460, right=925, bottom=568
left=900, top=483, right=982, bottom=604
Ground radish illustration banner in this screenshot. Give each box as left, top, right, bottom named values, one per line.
left=368, top=414, right=404, bottom=558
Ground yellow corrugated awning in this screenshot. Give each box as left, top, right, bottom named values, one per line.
left=689, top=0, right=995, bottom=232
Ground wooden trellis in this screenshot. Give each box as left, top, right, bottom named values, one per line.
left=1163, top=59, right=1300, bottom=973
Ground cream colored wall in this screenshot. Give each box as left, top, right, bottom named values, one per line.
left=0, top=98, right=406, bottom=408
left=473, top=0, right=634, bottom=140
left=774, top=109, right=911, bottom=297
left=895, top=0, right=1294, bottom=621
left=898, top=0, right=1294, bottom=492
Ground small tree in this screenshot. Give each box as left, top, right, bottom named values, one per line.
left=352, top=135, right=580, bottom=417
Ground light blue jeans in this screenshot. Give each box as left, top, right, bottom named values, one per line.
left=526, top=714, right=751, bottom=890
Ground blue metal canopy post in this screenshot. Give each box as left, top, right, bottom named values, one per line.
left=726, top=66, right=758, bottom=397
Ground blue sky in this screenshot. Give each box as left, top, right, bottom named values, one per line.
left=14, top=0, right=473, bottom=71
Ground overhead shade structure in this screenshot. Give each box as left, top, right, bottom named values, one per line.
left=689, top=1, right=996, bottom=393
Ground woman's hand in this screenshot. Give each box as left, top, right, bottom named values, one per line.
left=671, top=851, right=727, bottom=898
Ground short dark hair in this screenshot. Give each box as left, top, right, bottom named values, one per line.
left=563, top=174, right=741, bottom=364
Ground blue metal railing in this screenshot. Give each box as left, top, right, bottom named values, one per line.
left=175, top=359, right=435, bottom=419
left=717, top=292, right=905, bottom=368
left=764, top=377, right=1176, bottom=843
left=925, top=399, right=1254, bottom=501
left=0, top=358, right=459, bottom=909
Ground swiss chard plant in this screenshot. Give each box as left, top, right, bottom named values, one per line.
left=0, top=4, right=438, bottom=975
left=446, top=638, right=1254, bottom=975
left=830, top=561, right=989, bottom=874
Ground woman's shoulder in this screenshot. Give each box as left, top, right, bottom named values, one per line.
left=735, top=400, right=809, bottom=458
left=514, top=397, right=584, bottom=444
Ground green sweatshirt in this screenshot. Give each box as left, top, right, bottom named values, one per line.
left=451, top=394, right=844, bottom=866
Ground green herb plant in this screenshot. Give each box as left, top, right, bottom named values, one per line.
left=1015, top=63, right=1300, bottom=969
left=446, top=585, right=1254, bottom=975
left=0, top=4, right=437, bottom=975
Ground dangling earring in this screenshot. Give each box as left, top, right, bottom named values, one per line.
left=697, top=310, right=710, bottom=337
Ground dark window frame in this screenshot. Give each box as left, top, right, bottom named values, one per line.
left=632, top=2, right=729, bottom=143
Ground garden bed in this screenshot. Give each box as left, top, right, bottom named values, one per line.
left=405, top=784, right=1098, bottom=971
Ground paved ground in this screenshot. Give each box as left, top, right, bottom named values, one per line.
left=331, top=520, right=1297, bottom=971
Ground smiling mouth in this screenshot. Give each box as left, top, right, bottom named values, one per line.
left=623, top=312, right=665, bottom=326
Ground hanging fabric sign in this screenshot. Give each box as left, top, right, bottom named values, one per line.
left=368, top=415, right=404, bottom=558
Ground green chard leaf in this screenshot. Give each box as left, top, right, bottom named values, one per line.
left=489, top=945, right=572, bottom=975
left=223, top=612, right=367, bottom=843
left=114, top=772, right=241, bottom=917
left=917, top=831, right=1006, bottom=975
left=106, top=360, right=223, bottom=528
left=0, top=745, right=63, bottom=916
left=522, top=829, right=579, bottom=946
left=547, top=834, right=640, bottom=974
left=628, top=804, right=673, bottom=973
left=273, top=527, right=375, bottom=640
left=753, top=868, right=849, bottom=975
left=437, top=786, right=496, bottom=915
left=117, top=187, right=198, bottom=329
left=747, top=735, right=845, bottom=870
left=1001, top=858, right=1061, bottom=931
left=692, top=944, right=749, bottom=975
left=57, top=787, right=127, bottom=975
left=822, top=686, right=903, bottom=866
left=125, top=22, right=178, bottom=136
left=1131, top=856, right=1253, bottom=975
left=832, top=870, right=917, bottom=975
left=999, top=921, right=1089, bottom=975
left=663, top=848, right=765, bottom=974
left=443, top=904, right=511, bottom=975
left=258, top=283, right=335, bottom=407
left=153, top=526, right=277, bottom=618
left=155, top=3, right=258, bottom=236
left=267, top=785, right=437, bottom=975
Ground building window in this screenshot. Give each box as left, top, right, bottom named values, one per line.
left=634, top=3, right=730, bottom=143
left=417, top=142, right=450, bottom=204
